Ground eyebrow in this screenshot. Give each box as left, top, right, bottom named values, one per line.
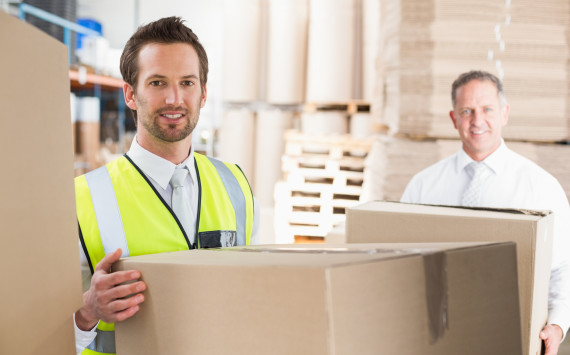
left=144, top=74, right=199, bottom=81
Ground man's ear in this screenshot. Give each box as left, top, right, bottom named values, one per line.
left=449, top=110, right=458, bottom=129
left=200, top=84, right=207, bottom=108
left=124, top=83, right=137, bottom=110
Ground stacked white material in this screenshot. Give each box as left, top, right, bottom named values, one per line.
left=378, top=0, right=570, bottom=142
left=362, top=136, right=570, bottom=202
left=362, top=0, right=381, bottom=102
left=254, top=109, right=294, bottom=207
left=350, top=112, right=373, bottom=138
left=300, top=111, right=348, bottom=135
left=266, top=0, right=309, bottom=104
left=216, top=108, right=256, bottom=185
left=222, top=0, right=261, bottom=102
left=305, top=0, right=357, bottom=102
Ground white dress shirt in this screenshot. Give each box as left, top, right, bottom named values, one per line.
left=75, top=137, right=260, bottom=352
left=401, top=140, right=570, bottom=336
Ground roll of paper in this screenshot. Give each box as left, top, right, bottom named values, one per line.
left=266, top=0, right=309, bottom=104
left=306, top=0, right=356, bottom=102
left=350, top=112, right=372, bottom=138
left=217, top=108, right=256, bottom=185
left=222, top=0, right=261, bottom=102
left=362, top=0, right=381, bottom=101
left=254, top=109, right=294, bottom=207
left=301, top=111, right=348, bottom=135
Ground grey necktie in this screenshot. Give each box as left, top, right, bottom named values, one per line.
left=462, top=162, right=487, bottom=207
left=169, top=167, right=193, bottom=242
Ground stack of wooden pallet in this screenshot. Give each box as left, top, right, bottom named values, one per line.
left=274, top=130, right=374, bottom=243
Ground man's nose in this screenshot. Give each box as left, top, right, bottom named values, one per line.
left=165, top=86, right=183, bottom=105
left=472, top=108, right=484, bottom=125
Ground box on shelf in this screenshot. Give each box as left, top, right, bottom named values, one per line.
left=114, top=243, right=522, bottom=355
left=345, top=201, right=553, bottom=355
left=0, top=11, right=83, bottom=355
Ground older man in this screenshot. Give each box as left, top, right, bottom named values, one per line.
left=401, top=70, right=570, bottom=355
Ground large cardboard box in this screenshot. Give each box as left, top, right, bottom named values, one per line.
left=114, top=243, right=522, bottom=354
left=0, top=11, right=83, bottom=355
left=346, top=201, right=553, bottom=355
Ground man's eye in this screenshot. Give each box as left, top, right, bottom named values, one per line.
left=462, top=109, right=471, bottom=115
left=182, top=81, right=194, bottom=86
left=150, top=81, right=163, bottom=86
left=484, top=107, right=493, bottom=112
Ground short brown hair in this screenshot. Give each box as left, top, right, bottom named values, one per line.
left=451, top=70, right=507, bottom=108
left=120, top=16, right=209, bottom=92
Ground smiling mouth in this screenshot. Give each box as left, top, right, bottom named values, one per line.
left=471, top=130, right=486, bottom=135
left=161, top=113, right=184, bottom=119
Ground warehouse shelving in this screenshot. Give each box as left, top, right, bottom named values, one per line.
left=69, top=68, right=124, bottom=90
left=17, top=3, right=129, bottom=164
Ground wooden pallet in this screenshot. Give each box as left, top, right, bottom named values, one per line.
left=303, top=101, right=371, bottom=114
left=284, top=130, right=373, bottom=160
left=274, top=178, right=364, bottom=242
left=274, top=130, right=374, bottom=243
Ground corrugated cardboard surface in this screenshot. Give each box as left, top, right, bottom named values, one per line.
left=114, top=243, right=522, bottom=354
left=346, top=201, right=553, bottom=355
left=377, top=0, right=570, bottom=142
left=0, top=11, right=82, bottom=355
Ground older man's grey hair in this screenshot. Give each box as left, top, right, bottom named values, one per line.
left=451, top=70, right=508, bottom=109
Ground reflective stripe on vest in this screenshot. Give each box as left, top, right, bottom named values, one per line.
left=84, top=166, right=130, bottom=258
left=86, top=329, right=115, bottom=353
left=77, top=153, right=253, bottom=355
left=206, top=156, right=246, bottom=245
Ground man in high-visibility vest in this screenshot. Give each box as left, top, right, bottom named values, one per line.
left=73, top=16, right=258, bottom=354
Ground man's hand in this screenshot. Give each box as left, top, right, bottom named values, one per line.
left=540, top=324, right=563, bottom=355
left=75, top=248, right=146, bottom=331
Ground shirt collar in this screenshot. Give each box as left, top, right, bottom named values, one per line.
left=456, top=139, right=507, bottom=175
left=482, top=139, right=507, bottom=175
left=126, top=135, right=196, bottom=190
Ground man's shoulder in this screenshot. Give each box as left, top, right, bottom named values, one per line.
left=74, top=155, right=127, bottom=182
left=504, top=148, right=556, bottom=179
left=194, top=152, right=238, bottom=169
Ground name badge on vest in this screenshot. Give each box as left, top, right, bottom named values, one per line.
left=198, top=230, right=237, bottom=248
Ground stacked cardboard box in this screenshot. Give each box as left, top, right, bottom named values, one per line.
left=114, top=243, right=522, bottom=354
left=378, top=0, right=570, bottom=141
left=0, top=11, right=83, bottom=355
left=345, top=201, right=553, bottom=355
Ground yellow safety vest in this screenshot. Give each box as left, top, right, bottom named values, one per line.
left=75, top=153, right=254, bottom=355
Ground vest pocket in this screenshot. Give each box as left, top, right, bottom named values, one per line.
left=198, top=230, right=237, bottom=248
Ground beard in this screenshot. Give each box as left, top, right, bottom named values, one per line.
left=141, top=108, right=199, bottom=143
left=136, top=94, right=202, bottom=143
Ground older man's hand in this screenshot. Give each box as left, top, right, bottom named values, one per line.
left=540, top=324, right=563, bottom=355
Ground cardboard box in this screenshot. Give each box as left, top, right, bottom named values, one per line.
left=114, top=243, right=522, bottom=354
left=0, top=11, right=83, bottom=355
left=346, top=201, right=553, bottom=355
